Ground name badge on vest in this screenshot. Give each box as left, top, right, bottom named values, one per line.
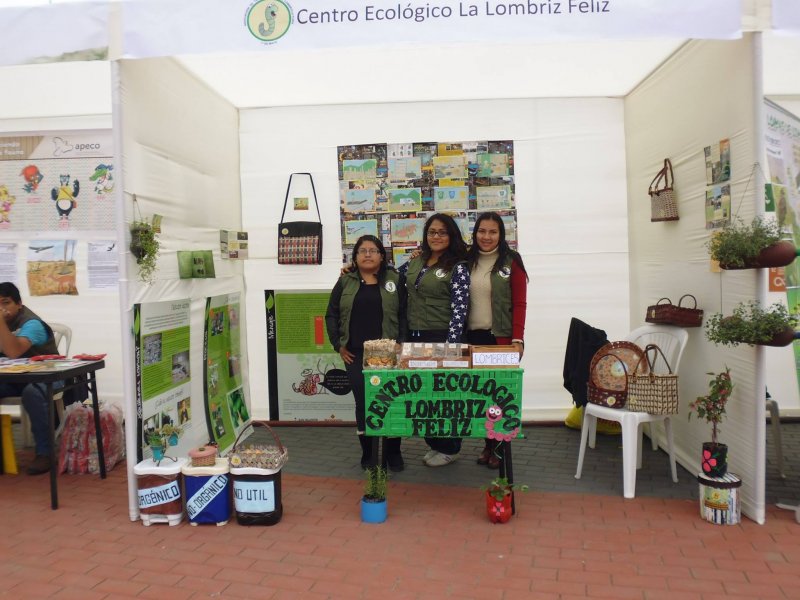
left=434, top=269, right=446, bottom=279
left=385, top=281, right=396, bottom=293
left=499, top=266, right=511, bottom=279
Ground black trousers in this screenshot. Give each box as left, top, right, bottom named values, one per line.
left=344, top=349, right=367, bottom=432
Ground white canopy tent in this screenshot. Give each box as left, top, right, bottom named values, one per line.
left=1, top=0, right=798, bottom=524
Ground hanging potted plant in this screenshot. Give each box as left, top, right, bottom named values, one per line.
left=160, top=424, right=181, bottom=446
left=360, top=465, right=388, bottom=524
left=482, top=476, right=528, bottom=524
left=130, top=219, right=160, bottom=284
left=706, top=216, right=797, bottom=269
left=688, top=368, right=733, bottom=477
left=705, top=301, right=798, bottom=347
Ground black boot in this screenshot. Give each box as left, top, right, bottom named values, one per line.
left=358, top=434, right=371, bottom=469
left=384, top=437, right=404, bottom=472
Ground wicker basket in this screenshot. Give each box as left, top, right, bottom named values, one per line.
left=188, top=445, right=217, bottom=467
left=228, top=421, right=288, bottom=470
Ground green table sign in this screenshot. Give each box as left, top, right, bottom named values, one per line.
left=363, top=369, right=523, bottom=439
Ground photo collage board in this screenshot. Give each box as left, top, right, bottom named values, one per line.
left=337, top=141, right=516, bottom=268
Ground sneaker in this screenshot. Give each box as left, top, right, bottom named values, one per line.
left=422, top=449, right=438, bottom=464
left=26, top=454, right=52, bottom=475
left=424, top=451, right=458, bottom=467
left=386, top=453, right=405, bottom=473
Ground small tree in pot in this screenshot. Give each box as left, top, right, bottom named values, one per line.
left=688, top=368, right=733, bottom=477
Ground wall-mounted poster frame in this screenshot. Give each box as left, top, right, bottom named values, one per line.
left=337, top=140, right=516, bottom=268
left=265, top=290, right=353, bottom=422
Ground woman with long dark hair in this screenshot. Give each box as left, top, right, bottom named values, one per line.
left=399, top=213, right=470, bottom=467
left=465, top=212, right=528, bottom=468
left=326, top=235, right=407, bottom=470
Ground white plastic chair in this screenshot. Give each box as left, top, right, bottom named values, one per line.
left=766, top=394, right=785, bottom=479
left=0, top=322, right=72, bottom=447
left=575, top=324, right=689, bottom=498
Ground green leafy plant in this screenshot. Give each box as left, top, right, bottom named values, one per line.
left=705, top=301, right=797, bottom=347
left=706, top=216, right=782, bottom=268
left=688, top=368, right=733, bottom=445
left=130, top=220, right=160, bottom=284
left=160, top=424, right=181, bottom=437
left=363, top=466, right=388, bottom=501
left=147, top=431, right=164, bottom=447
left=482, top=476, right=529, bottom=501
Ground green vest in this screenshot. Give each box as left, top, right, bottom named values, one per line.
left=7, top=306, right=58, bottom=357
left=489, top=255, right=515, bottom=338
left=406, top=256, right=461, bottom=331
left=336, top=269, right=401, bottom=349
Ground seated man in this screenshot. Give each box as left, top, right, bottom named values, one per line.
left=0, top=282, right=60, bottom=475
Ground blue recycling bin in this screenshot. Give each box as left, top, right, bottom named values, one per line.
left=181, top=458, right=231, bottom=526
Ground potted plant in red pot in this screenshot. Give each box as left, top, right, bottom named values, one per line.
left=689, top=368, right=734, bottom=477
left=482, top=476, right=528, bottom=523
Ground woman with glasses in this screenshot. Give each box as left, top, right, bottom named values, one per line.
left=326, top=235, right=407, bottom=471
left=399, top=213, right=470, bottom=467
left=465, top=212, right=528, bottom=469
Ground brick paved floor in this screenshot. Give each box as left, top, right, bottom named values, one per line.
left=0, top=422, right=798, bottom=599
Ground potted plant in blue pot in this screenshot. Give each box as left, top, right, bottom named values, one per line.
left=148, top=431, right=166, bottom=462
left=360, top=466, right=388, bottom=523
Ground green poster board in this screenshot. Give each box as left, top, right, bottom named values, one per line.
left=363, top=369, right=522, bottom=439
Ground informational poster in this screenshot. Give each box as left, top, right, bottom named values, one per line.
left=0, top=243, right=18, bottom=284
left=705, top=184, right=731, bottom=230
left=134, top=299, right=192, bottom=459
left=220, top=230, right=248, bottom=260
left=87, top=241, right=119, bottom=290
left=264, top=290, right=353, bottom=421
left=0, top=131, right=114, bottom=232
left=204, top=293, right=248, bottom=453
left=764, top=100, right=800, bottom=390
left=26, top=240, right=77, bottom=296
left=337, top=141, right=516, bottom=267
left=704, top=138, right=731, bottom=185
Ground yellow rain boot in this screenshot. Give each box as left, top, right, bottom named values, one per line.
left=1, top=414, right=19, bottom=475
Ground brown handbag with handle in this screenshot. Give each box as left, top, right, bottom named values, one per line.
left=648, top=158, right=678, bottom=222
left=626, top=344, right=679, bottom=415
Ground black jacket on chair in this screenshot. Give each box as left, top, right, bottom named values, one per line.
left=563, top=318, right=608, bottom=408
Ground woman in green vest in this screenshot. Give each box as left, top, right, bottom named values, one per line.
left=399, top=213, right=470, bottom=467
left=465, top=212, right=528, bottom=469
left=325, top=235, right=407, bottom=471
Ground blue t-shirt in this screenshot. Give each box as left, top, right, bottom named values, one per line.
left=16, top=319, right=47, bottom=346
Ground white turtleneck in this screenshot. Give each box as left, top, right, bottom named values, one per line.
left=468, top=247, right=498, bottom=331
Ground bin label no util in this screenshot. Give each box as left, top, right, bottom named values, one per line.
left=233, top=480, right=276, bottom=512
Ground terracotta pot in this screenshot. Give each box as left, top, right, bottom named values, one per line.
left=486, top=491, right=513, bottom=523
left=720, top=241, right=798, bottom=270
left=702, top=442, right=727, bottom=477
left=762, top=326, right=798, bottom=347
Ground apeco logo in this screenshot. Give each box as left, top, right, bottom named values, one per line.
left=245, top=0, right=293, bottom=44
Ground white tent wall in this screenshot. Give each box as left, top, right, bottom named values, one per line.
left=117, top=57, right=246, bottom=519
left=0, top=61, right=124, bottom=413
left=762, top=33, right=800, bottom=414
left=239, top=98, right=631, bottom=421
left=625, top=36, right=765, bottom=522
